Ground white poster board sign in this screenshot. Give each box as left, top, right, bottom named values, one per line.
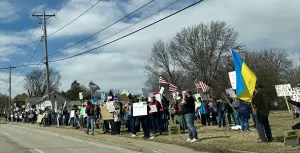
left=133, top=102, right=148, bottom=116
left=159, top=87, right=165, bottom=94
left=79, top=92, right=83, bottom=100
left=70, top=110, right=75, bottom=118
left=172, top=92, right=180, bottom=100
left=229, top=71, right=236, bottom=90
left=106, top=101, right=115, bottom=112
left=149, top=105, right=157, bottom=113
left=154, top=94, right=162, bottom=104
left=289, top=87, right=300, bottom=102
left=275, top=84, right=291, bottom=97
left=194, top=94, right=201, bottom=101
left=226, top=88, right=236, bottom=98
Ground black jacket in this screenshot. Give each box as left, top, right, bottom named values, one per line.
left=182, top=96, right=195, bottom=115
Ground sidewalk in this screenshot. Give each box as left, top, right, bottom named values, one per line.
left=9, top=123, right=208, bottom=153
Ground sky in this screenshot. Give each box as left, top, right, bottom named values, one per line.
left=0, top=0, right=299, bottom=98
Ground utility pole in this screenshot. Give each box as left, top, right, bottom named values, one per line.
left=1, top=66, right=16, bottom=111
left=32, top=10, right=55, bottom=100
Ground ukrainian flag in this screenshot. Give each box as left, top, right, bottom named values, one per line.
left=231, top=49, right=257, bottom=102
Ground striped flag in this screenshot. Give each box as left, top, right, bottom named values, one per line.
left=169, top=83, right=178, bottom=93
left=194, top=80, right=210, bottom=92
left=194, top=79, right=202, bottom=89
left=159, top=76, right=168, bottom=84
left=88, top=81, right=100, bottom=91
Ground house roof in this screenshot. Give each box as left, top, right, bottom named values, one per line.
left=38, top=91, right=71, bottom=102
left=26, top=97, right=41, bottom=105
left=15, top=93, right=28, bottom=102
left=69, top=101, right=82, bottom=106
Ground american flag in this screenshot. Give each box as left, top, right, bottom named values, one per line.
left=169, top=83, right=178, bottom=93
left=88, top=81, right=100, bottom=91
left=159, top=77, right=168, bottom=84
left=194, top=80, right=210, bottom=92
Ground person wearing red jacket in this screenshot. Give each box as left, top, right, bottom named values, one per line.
left=149, top=96, right=162, bottom=135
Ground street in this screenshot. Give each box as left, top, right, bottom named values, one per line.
left=0, top=124, right=140, bottom=153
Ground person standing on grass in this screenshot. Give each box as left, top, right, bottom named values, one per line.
left=238, top=100, right=250, bottom=131
left=198, top=97, right=207, bottom=126
left=252, top=85, right=272, bottom=142
left=113, top=99, right=122, bottom=136
left=149, top=96, right=162, bottom=136
left=217, top=99, right=226, bottom=128
left=232, top=98, right=241, bottom=125
left=174, top=97, right=186, bottom=133
left=85, top=101, right=95, bottom=135
left=182, top=91, right=198, bottom=142
left=140, top=97, right=151, bottom=139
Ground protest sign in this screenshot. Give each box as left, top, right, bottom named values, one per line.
left=159, top=87, right=165, bottom=94
left=181, top=91, right=186, bottom=103
left=288, top=87, right=300, bottom=102
left=142, top=88, right=150, bottom=97
left=79, top=92, right=83, bottom=100
left=154, top=94, right=162, bottom=104
left=133, top=102, right=148, bottom=116
left=92, top=97, right=98, bottom=103
left=37, top=114, right=43, bottom=123
left=194, top=94, right=201, bottom=101
left=106, top=101, right=115, bottom=112
left=284, top=130, right=300, bottom=146
left=44, top=101, right=52, bottom=108
left=226, top=88, right=236, bottom=98
left=229, top=71, right=236, bottom=89
left=172, top=92, right=180, bottom=100
left=149, top=105, right=157, bottom=113
left=168, top=124, right=180, bottom=135
left=70, top=110, right=75, bottom=118
left=100, top=105, right=113, bottom=120
left=119, top=94, right=130, bottom=102
left=275, top=84, right=292, bottom=97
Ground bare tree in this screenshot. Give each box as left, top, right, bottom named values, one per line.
left=169, top=21, right=241, bottom=85
left=24, top=68, right=61, bottom=97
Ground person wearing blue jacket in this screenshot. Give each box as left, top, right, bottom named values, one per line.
left=198, top=98, right=207, bottom=126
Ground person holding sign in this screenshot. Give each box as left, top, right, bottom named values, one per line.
left=149, top=96, right=162, bottom=136
left=181, top=91, right=198, bottom=143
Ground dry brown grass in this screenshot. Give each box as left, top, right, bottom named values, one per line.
left=119, top=111, right=300, bottom=153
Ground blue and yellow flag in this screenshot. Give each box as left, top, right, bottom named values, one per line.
left=231, top=49, right=257, bottom=102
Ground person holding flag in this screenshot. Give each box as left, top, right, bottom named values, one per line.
left=231, top=49, right=272, bottom=142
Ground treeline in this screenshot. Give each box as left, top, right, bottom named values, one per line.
left=144, top=21, right=300, bottom=109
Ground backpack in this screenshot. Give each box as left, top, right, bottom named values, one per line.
left=239, top=102, right=250, bottom=117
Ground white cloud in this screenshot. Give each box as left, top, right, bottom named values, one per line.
left=0, top=1, right=19, bottom=23
left=0, top=72, right=26, bottom=98
left=2, top=0, right=300, bottom=96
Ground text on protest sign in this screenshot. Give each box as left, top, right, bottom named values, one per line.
left=228, top=71, right=236, bottom=90
left=149, top=105, right=157, bottom=113
left=289, top=87, right=300, bottom=102
left=106, top=101, right=115, bottom=112
left=275, top=84, right=291, bottom=97
left=133, top=102, right=148, bottom=116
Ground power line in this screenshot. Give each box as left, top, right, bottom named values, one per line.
left=13, top=40, right=42, bottom=80
left=50, top=0, right=181, bottom=58
left=0, top=0, right=202, bottom=69
left=47, top=0, right=103, bottom=37
left=48, top=0, right=155, bottom=56
left=50, top=0, right=200, bottom=63
left=0, top=0, right=53, bottom=54
left=48, top=0, right=69, bottom=24
left=13, top=63, right=43, bottom=87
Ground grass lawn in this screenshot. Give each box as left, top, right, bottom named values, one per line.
left=119, top=111, right=300, bottom=153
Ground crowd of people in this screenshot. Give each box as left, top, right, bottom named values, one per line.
left=3, top=85, right=274, bottom=143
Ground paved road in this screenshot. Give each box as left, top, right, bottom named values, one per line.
left=0, top=124, right=141, bottom=153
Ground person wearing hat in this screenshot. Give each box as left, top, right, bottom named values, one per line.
left=253, top=85, right=272, bottom=142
